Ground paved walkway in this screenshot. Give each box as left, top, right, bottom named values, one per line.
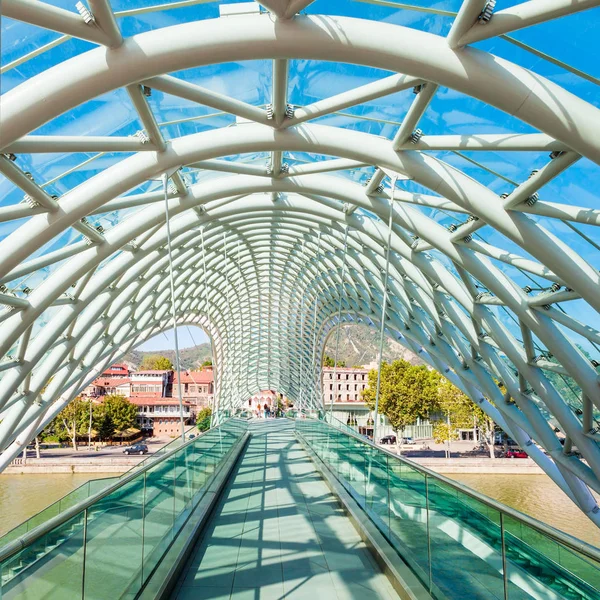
left=171, top=420, right=400, bottom=600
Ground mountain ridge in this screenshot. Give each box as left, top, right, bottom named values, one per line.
left=124, top=324, right=422, bottom=371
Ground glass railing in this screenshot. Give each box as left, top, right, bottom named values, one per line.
left=0, top=426, right=198, bottom=549
left=0, top=418, right=248, bottom=600
left=297, top=416, right=600, bottom=600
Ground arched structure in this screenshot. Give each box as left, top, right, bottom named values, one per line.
left=1, top=0, right=599, bottom=523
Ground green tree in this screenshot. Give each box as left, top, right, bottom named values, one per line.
left=139, top=354, right=173, bottom=370
left=92, top=403, right=116, bottom=441
left=197, top=407, right=212, bottom=432
left=363, top=360, right=440, bottom=454
left=473, top=403, right=497, bottom=459
left=323, top=354, right=346, bottom=368
left=102, top=394, right=138, bottom=432
left=54, top=397, right=89, bottom=450
left=434, top=378, right=474, bottom=457
left=201, top=359, right=212, bottom=367
left=434, top=378, right=498, bottom=459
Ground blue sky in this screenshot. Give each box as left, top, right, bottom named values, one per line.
left=137, top=326, right=210, bottom=351
left=1, top=0, right=598, bottom=363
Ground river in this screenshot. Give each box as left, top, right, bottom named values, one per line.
left=0, top=473, right=114, bottom=537
left=449, top=473, right=600, bottom=547
left=0, top=472, right=598, bottom=548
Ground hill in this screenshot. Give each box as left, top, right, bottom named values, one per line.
left=324, top=323, right=424, bottom=368
left=124, top=324, right=422, bottom=371
left=124, top=343, right=212, bottom=370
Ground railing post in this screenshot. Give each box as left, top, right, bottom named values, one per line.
left=386, top=454, right=391, bottom=538
left=81, top=508, right=89, bottom=600
left=172, top=454, right=177, bottom=527
left=140, top=470, right=147, bottom=584
left=425, top=474, right=432, bottom=593
left=501, top=512, right=509, bottom=600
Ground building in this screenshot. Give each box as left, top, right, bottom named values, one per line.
left=247, top=390, right=280, bottom=413
left=102, top=363, right=130, bottom=379
left=321, top=365, right=433, bottom=441
left=322, top=366, right=370, bottom=403
left=172, top=367, right=215, bottom=417
left=129, top=398, right=192, bottom=437
left=83, top=363, right=215, bottom=437
left=82, top=363, right=131, bottom=397
left=321, top=366, right=380, bottom=436
left=130, top=370, right=172, bottom=399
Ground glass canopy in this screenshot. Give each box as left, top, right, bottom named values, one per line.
left=1, top=0, right=599, bottom=522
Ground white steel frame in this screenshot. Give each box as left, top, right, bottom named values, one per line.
left=1, top=0, right=600, bottom=524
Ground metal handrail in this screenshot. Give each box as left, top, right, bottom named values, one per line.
left=0, top=418, right=246, bottom=563
left=308, top=415, right=600, bottom=563
left=0, top=426, right=197, bottom=547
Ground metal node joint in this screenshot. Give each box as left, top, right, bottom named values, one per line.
left=76, top=2, right=95, bottom=24
left=410, top=128, right=423, bottom=144
left=478, top=0, right=495, bottom=24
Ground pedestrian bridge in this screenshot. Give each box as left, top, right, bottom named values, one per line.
left=2, top=416, right=599, bottom=600
left=2, top=0, right=600, bottom=596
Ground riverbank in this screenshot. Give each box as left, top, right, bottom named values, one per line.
left=2, top=441, right=547, bottom=475
left=410, top=456, right=543, bottom=474
left=3, top=457, right=137, bottom=474
left=2, top=456, right=544, bottom=475
left=1, top=434, right=181, bottom=474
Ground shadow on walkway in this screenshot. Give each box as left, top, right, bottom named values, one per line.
left=171, top=420, right=399, bottom=600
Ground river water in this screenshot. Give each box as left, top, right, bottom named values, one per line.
left=0, top=473, right=113, bottom=537
left=449, top=473, right=600, bottom=547
left=0, top=472, right=598, bottom=548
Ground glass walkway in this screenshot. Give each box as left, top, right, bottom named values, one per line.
left=2, top=416, right=600, bottom=600
left=170, top=419, right=399, bottom=600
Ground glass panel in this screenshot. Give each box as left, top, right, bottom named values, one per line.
left=504, top=515, right=600, bottom=599
left=388, top=461, right=431, bottom=592
left=82, top=477, right=145, bottom=600
left=142, top=456, right=177, bottom=580
left=0, top=512, right=86, bottom=600
left=365, top=446, right=389, bottom=535
left=0, top=420, right=247, bottom=600
left=0, top=477, right=118, bottom=548
left=300, top=417, right=600, bottom=600
left=424, top=478, right=505, bottom=598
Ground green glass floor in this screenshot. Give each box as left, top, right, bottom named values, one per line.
left=170, top=419, right=400, bottom=600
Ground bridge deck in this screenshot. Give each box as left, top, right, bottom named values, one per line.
left=170, top=419, right=399, bottom=600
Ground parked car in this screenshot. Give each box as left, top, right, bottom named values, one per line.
left=505, top=449, right=528, bottom=458
left=188, top=434, right=196, bottom=440
left=380, top=435, right=396, bottom=445
left=401, top=437, right=415, bottom=445
left=123, top=443, right=148, bottom=455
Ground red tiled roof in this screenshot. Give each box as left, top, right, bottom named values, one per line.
left=173, top=369, right=214, bottom=384
left=128, top=397, right=191, bottom=406
left=322, top=366, right=369, bottom=372
left=92, top=377, right=131, bottom=387
left=102, top=363, right=129, bottom=372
